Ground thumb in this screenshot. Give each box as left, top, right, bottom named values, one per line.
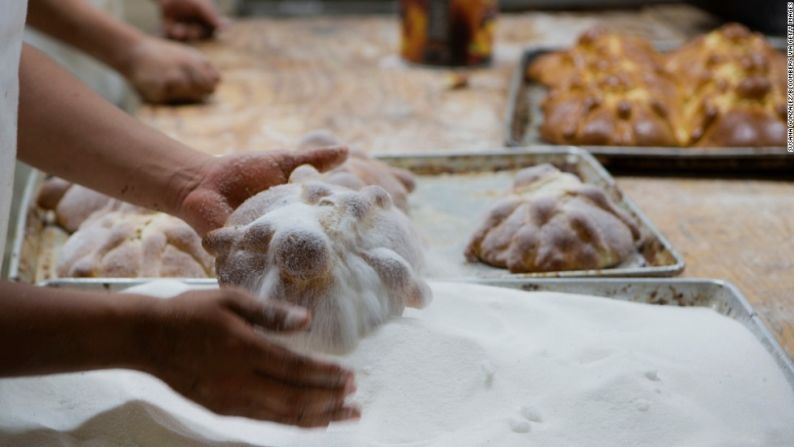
left=283, top=146, right=349, bottom=174
left=224, top=290, right=312, bottom=332
left=179, top=188, right=233, bottom=237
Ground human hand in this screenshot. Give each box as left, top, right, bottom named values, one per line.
left=140, top=288, right=360, bottom=426
left=178, top=146, right=349, bottom=236
left=158, top=0, right=223, bottom=41
left=125, top=36, right=220, bottom=104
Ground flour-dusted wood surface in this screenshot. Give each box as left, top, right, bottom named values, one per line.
left=135, top=5, right=717, bottom=155
left=133, top=6, right=794, bottom=359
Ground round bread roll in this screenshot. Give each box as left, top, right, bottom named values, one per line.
left=204, top=180, right=431, bottom=353
left=466, top=164, right=640, bottom=273
left=57, top=210, right=214, bottom=278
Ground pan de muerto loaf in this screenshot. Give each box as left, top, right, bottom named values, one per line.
left=203, top=179, right=431, bottom=353
left=528, top=29, right=681, bottom=146
left=665, top=23, right=786, bottom=147
left=57, top=210, right=214, bottom=278
left=466, top=164, right=640, bottom=273
left=297, top=131, right=416, bottom=212
left=37, top=177, right=140, bottom=232
left=527, top=28, right=663, bottom=90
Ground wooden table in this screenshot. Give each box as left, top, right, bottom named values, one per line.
left=135, top=6, right=794, bottom=359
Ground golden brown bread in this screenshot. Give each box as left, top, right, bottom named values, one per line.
left=538, top=69, right=681, bottom=146
left=529, top=28, right=681, bottom=146
left=57, top=210, right=214, bottom=278
left=465, top=164, right=640, bottom=273
left=528, top=24, right=786, bottom=148
left=666, top=23, right=786, bottom=147
left=528, top=28, right=664, bottom=90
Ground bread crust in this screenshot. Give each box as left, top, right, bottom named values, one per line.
left=528, top=24, right=785, bottom=148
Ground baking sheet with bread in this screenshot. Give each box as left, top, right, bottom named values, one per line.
left=527, top=23, right=785, bottom=148
left=11, top=149, right=683, bottom=283
left=505, top=23, right=792, bottom=174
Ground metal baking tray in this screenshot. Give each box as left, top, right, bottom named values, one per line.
left=6, top=169, right=68, bottom=284
left=39, top=277, right=794, bottom=391
left=379, top=148, right=684, bottom=278
left=8, top=148, right=684, bottom=283
left=505, top=48, right=794, bottom=177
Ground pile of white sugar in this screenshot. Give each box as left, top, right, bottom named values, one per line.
left=1, top=281, right=792, bottom=446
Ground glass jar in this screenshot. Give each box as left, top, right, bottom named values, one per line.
left=400, top=0, right=497, bottom=67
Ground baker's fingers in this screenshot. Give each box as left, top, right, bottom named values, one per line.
left=180, top=187, right=233, bottom=236
left=183, top=63, right=216, bottom=96
left=203, top=61, right=221, bottom=85
left=239, top=401, right=360, bottom=428
left=253, top=375, right=357, bottom=418
left=165, top=21, right=189, bottom=41
left=250, top=340, right=354, bottom=389
left=191, top=0, right=223, bottom=30
left=137, top=81, right=168, bottom=104
left=223, top=290, right=311, bottom=332
left=268, top=405, right=361, bottom=428
left=182, top=23, right=209, bottom=41
left=157, top=71, right=204, bottom=103
left=282, top=146, right=349, bottom=174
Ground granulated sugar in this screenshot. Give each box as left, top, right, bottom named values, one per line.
left=0, top=281, right=792, bottom=446
left=326, top=282, right=794, bottom=446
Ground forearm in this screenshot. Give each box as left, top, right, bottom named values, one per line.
left=26, top=0, right=145, bottom=75
left=17, top=44, right=211, bottom=216
left=0, top=281, right=157, bottom=377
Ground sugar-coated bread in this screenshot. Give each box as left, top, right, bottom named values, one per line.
left=37, top=178, right=139, bottom=233
left=204, top=180, right=431, bottom=353
left=466, top=164, right=640, bottom=273
left=295, top=132, right=417, bottom=212
left=56, top=211, right=214, bottom=278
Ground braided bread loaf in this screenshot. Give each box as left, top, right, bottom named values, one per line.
left=530, top=28, right=681, bottom=146
left=666, top=23, right=786, bottom=147
left=528, top=24, right=785, bottom=148
left=57, top=210, right=214, bottom=278
left=37, top=178, right=139, bottom=233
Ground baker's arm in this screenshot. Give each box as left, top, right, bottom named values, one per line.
left=0, top=281, right=155, bottom=376
left=0, top=281, right=359, bottom=426
left=26, top=0, right=220, bottom=103
left=17, top=45, right=347, bottom=235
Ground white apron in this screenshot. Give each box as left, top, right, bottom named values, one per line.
left=0, top=1, right=28, bottom=272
